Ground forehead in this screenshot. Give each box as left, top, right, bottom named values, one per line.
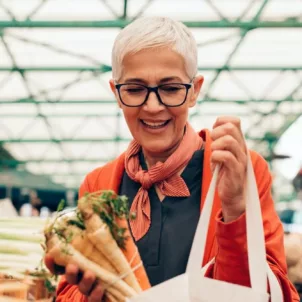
left=120, top=47, right=187, bottom=82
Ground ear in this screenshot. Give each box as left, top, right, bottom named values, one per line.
left=188, top=75, right=204, bottom=108
left=109, top=79, right=122, bottom=108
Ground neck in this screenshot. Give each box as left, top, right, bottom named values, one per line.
left=142, top=139, right=182, bottom=168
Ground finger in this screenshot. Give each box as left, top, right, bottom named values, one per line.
left=211, top=123, right=245, bottom=151
left=44, top=255, right=56, bottom=274
left=212, top=116, right=244, bottom=141
left=65, top=263, right=81, bottom=285
left=211, top=135, right=245, bottom=162
left=88, top=284, right=105, bottom=302
left=44, top=255, right=65, bottom=275
left=211, top=121, right=243, bottom=142
left=213, top=116, right=242, bottom=131
left=78, top=270, right=97, bottom=296
left=211, top=150, right=238, bottom=170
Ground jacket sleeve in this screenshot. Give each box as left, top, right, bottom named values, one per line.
left=206, top=152, right=300, bottom=301
left=55, top=176, right=91, bottom=302
left=56, top=276, right=88, bottom=302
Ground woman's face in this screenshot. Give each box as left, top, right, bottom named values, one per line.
left=110, top=47, right=204, bottom=160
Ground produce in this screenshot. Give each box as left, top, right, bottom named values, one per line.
left=0, top=217, right=56, bottom=301
left=43, top=190, right=150, bottom=302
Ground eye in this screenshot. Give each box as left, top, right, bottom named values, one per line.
left=123, top=85, right=145, bottom=94
left=160, top=84, right=184, bottom=92
left=127, top=88, right=144, bottom=93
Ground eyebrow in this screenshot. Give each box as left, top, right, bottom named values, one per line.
left=124, top=78, right=146, bottom=84
left=123, top=76, right=184, bottom=84
left=160, top=77, right=183, bottom=83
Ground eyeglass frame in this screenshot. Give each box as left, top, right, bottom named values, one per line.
left=114, top=82, right=193, bottom=108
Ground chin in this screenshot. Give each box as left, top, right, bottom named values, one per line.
left=141, top=139, right=174, bottom=154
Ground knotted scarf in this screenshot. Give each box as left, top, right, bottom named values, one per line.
left=125, top=123, right=203, bottom=241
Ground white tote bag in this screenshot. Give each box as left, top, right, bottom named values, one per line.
left=127, top=153, right=284, bottom=302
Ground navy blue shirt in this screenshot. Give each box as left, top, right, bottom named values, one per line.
left=119, top=149, right=204, bottom=286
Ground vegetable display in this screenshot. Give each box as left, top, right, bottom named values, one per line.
left=0, top=216, right=55, bottom=301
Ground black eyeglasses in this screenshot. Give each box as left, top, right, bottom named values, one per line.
left=115, top=82, right=193, bottom=107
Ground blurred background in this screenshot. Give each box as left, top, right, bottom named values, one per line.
left=0, top=0, right=301, bottom=296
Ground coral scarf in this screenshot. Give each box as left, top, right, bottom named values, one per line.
left=125, top=123, right=203, bottom=241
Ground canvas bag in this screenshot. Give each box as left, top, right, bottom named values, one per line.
left=127, top=152, right=284, bottom=302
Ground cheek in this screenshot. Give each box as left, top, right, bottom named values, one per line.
left=122, top=108, right=140, bottom=128
left=169, top=107, right=189, bottom=126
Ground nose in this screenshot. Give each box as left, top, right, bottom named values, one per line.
left=142, top=91, right=165, bottom=113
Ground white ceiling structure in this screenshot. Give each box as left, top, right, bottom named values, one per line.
left=0, top=0, right=301, bottom=193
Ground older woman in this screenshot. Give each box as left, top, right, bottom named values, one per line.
left=45, top=17, right=299, bottom=301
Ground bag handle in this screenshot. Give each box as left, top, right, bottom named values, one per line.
left=186, top=152, right=267, bottom=293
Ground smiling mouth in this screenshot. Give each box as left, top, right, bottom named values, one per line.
left=140, top=119, right=170, bottom=129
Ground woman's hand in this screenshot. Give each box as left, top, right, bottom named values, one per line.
left=44, top=254, right=105, bottom=302
left=211, top=116, right=247, bottom=223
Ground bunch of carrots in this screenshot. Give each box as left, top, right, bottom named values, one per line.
left=43, top=190, right=150, bottom=302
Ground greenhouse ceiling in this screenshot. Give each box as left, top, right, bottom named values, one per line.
left=0, top=0, right=301, bottom=189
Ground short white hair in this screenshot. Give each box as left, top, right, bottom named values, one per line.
left=111, top=16, right=198, bottom=81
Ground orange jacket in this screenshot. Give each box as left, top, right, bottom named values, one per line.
left=55, top=129, right=299, bottom=301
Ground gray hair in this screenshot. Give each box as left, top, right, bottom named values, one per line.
left=111, top=16, right=198, bottom=81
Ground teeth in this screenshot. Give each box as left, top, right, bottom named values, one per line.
left=142, top=120, right=166, bottom=127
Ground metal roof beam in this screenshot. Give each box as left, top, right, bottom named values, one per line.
left=0, top=98, right=299, bottom=105
left=0, top=66, right=302, bottom=72
left=122, top=0, right=128, bottom=19
left=0, top=20, right=301, bottom=28
left=195, top=0, right=269, bottom=117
